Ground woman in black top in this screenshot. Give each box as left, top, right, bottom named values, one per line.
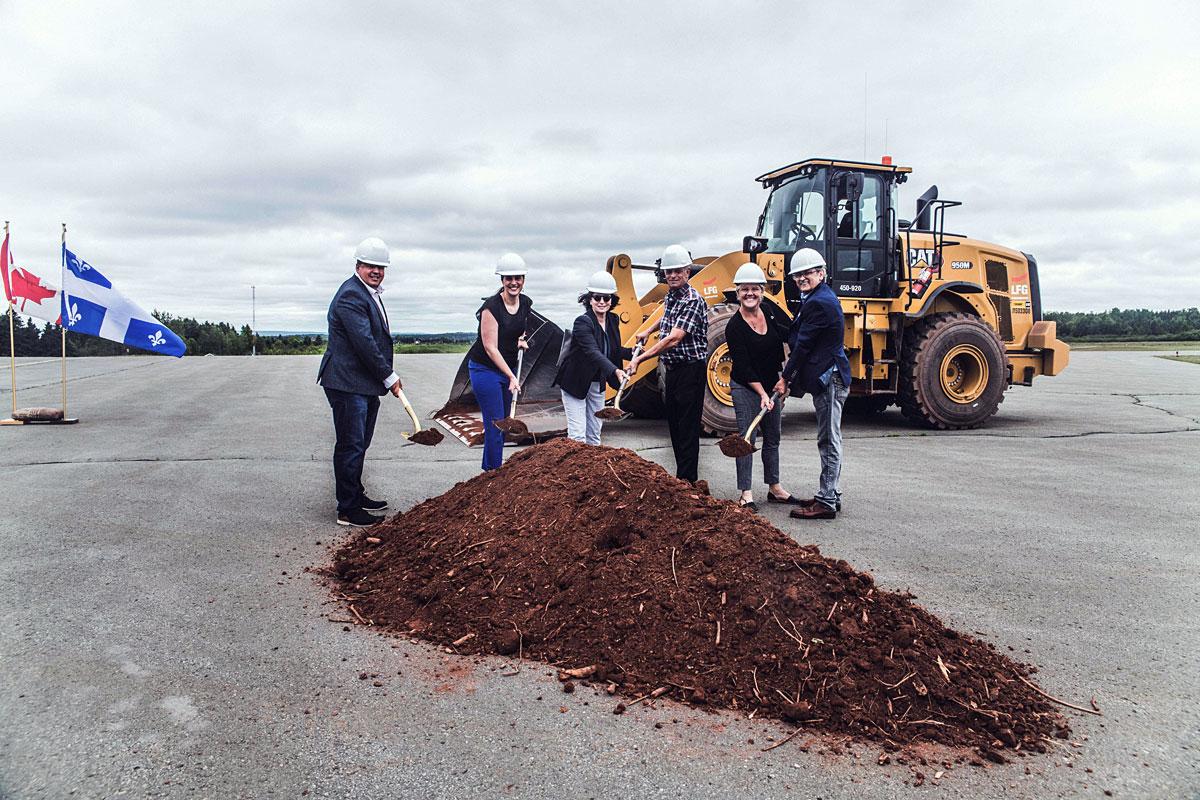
left=553, top=271, right=631, bottom=444
left=725, top=263, right=799, bottom=510
left=467, top=253, right=532, bottom=470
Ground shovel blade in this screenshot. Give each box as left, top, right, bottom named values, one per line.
left=493, top=418, right=529, bottom=436
left=718, top=433, right=757, bottom=458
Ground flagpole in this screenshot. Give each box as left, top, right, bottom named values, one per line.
left=5, top=221, right=16, bottom=418
left=61, top=223, right=68, bottom=418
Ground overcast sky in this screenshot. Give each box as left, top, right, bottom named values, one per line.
left=3, top=1, right=1197, bottom=333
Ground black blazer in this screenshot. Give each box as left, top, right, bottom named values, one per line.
left=554, top=312, right=632, bottom=400
left=316, top=276, right=394, bottom=395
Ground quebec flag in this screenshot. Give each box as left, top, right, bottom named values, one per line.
left=60, top=246, right=187, bottom=357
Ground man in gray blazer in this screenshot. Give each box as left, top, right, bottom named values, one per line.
left=317, top=237, right=401, bottom=526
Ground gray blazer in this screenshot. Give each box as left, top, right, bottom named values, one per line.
left=316, top=276, right=394, bottom=395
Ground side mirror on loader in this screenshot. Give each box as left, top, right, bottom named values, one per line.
left=831, top=172, right=865, bottom=214
left=742, top=236, right=768, bottom=256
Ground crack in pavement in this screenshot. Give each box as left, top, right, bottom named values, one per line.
left=0, top=359, right=165, bottom=395
left=620, top=429, right=1200, bottom=458
left=1, top=454, right=488, bottom=468
left=6, top=423, right=1200, bottom=470
left=1128, top=394, right=1200, bottom=425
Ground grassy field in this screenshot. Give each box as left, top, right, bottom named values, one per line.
left=394, top=342, right=471, bottom=354
left=1157, top=355, right=1200, bottom=365
left=1066, top=340, right=1200, bottom=351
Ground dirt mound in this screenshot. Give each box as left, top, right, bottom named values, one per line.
left=333, top=438, right=1067, bottom=754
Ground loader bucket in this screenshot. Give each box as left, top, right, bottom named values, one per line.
left=433, top=308, right=567, bottom=445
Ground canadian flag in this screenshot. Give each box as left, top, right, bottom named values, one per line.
left=2, top=233, right=61, bottom=324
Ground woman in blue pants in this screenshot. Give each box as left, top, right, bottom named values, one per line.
left=464, top=253, right=532, bottom=470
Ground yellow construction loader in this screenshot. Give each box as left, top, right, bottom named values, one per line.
left=437, top=157, right=1069, bottom=439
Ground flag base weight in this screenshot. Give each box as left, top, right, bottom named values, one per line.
left=3, top=407, right=80, bottom=425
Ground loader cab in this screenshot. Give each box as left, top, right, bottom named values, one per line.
left=754, top=158, right=909, bottom=305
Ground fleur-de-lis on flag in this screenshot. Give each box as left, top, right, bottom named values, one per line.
left=67, top=302, right=81, bottom=325
left=148, top=330, right=165, bottom=347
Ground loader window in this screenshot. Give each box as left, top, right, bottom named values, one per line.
left=830, top=174, right=888, bottom=296
left=758, top=174, right=826, bottom=252
left=836, top=175, right=882, bottom=242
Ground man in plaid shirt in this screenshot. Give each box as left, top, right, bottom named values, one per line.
left=631, top=244, right=710, bottom=483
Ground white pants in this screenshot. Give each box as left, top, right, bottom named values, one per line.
left=562, top=383, right=605, bottom=445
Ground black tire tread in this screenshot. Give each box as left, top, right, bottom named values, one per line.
left=898, top=312, right=1008, bottom=430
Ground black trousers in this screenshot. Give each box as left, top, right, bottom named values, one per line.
left=664, top=360, right=705, bottom=483
left=324, top=388, right=381, bottom=515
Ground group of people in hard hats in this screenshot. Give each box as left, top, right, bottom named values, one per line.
left=318, top=237, right=848, bottom=528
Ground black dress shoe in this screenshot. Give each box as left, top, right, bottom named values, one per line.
left=337, top=509, right=383, bottom=527
left=738, top=499, right=759, bottom=512
left=360, top=496, right=388, bottom=512
left=766, top=493, right=803, bottom=505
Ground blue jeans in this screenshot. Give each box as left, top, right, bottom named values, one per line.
left=731, top=382, right=782, bottom=491
left=324, top=388, right=380, bottom=515
left=811, top=371, right=849, bottom=510
left=562, top=383, right=605, bottom=445
left=468, top=360, right=512, bottom=471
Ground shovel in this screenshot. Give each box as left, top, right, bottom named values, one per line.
left=397, top=387, right=444, bottom=446
left=718, top=391, right=781, bottom=458
left=595, top=343, right=644, bottom=420
left=492, top=348, right=529, bottom=436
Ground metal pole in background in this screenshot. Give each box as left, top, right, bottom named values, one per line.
left=60, top=223, right=67, bottom=417
left=251, top=285, right=256, bottom=356
left=5, top=221, right=17, bottom=417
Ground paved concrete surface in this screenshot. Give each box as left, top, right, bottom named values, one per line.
left=1, top=351, right=1197, bottom=799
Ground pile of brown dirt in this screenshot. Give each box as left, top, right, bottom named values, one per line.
left=333, top=438, right=1068, bottom=755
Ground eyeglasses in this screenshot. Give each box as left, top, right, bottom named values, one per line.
left=501, top=275, right=525, bottom=282
left=590, top=294, right=614, bottom=303
left=792, top=268, right=823, bottom=279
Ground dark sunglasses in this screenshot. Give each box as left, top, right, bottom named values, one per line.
left=590, top=293, right=615, bottom=303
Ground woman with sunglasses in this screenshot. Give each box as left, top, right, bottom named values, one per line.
left=724, top=262, right=799, bottom=510
left=553, top=271, right=631, bottom=445
left=465, top=253, right=533, bottom=470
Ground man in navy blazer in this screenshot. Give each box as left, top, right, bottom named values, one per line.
left=774, top=248, right=851, bottom=520
left=317, top=237, right=401, bottom=527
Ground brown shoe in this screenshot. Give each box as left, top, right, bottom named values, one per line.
left=790, top=503, right=837, bottom=520
left=799, top=497, right=842, bottom=512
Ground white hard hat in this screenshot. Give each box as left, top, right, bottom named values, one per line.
left=585, top=270, right=617, bottom=294
left=354, top=237, right=390, bottom=267
left=789, top=247, right=827, bottom=275
left=658, top=244, right=692, bottom=271
left=732, top=262, right=767, bottom=285
left=495, top=252, right=528, bottom=276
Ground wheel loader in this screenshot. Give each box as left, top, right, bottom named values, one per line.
left=435, top=157, right=1069, bottom=440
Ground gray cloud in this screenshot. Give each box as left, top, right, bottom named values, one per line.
left=2, top=0, right=1197, bottom=334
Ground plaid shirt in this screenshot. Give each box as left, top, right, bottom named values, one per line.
left=658, top=285, right=709, bottom=365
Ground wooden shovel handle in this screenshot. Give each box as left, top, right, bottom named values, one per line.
left=613, top=343, right=643, bottom=410
left=509, top=349, right=524, bottom=417
left=396, top=387, right=422, bottom=433
left=742, top=391, right=781, bottom=442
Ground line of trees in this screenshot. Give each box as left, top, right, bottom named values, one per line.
left=1045, top=308, right=1200, bottom=341
left=0, top=312, right=474, bottom=356
left=3, top=307, right=1196, bottom=356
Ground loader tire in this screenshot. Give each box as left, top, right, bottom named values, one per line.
left=899, top=312, right=1008, bottom=430
left=701, top=304, right=740, bottom=435
left=619, top=370, right=665, bottom=419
